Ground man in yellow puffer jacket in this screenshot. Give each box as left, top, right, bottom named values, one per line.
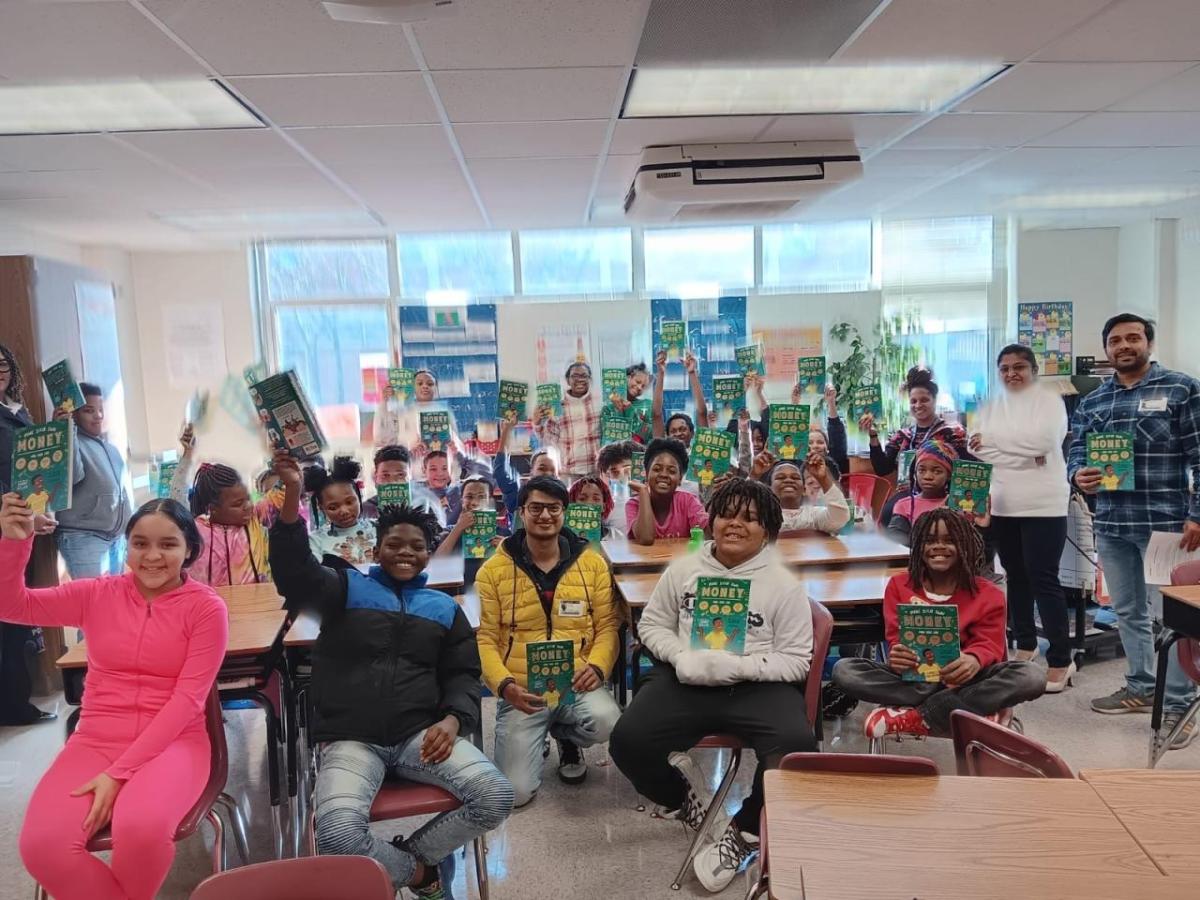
left=477, top=476, right=622, bottom=807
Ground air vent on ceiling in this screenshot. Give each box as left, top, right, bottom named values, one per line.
left=321, top=0, right=461, bottom=24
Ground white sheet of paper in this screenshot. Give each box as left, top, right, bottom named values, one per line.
left=162, top=304, right=226, bottom=389
left=1143, top=531, right=1200, bottom=586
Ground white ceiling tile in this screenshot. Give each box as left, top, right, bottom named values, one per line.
left=756, top=114, right=919, bottom=148
left=285, top=125, right=454, bottom=168
left=1109, top=64, right=1200, bottom=112
left=596, top=154, right=641, bottom=192
left=1038, top=0, right=1200, bottom=62
left=839, top=0, right=1111, bottom=64
left=0, top=134, right=149, bottom=173
left=1116, top=147, right=1200, bottom=174
left=144, top=0, right=419, bottom=76
left=975, top=147, right=1140, bottom=179
left=468, top=157, right=596, bottom=226
left=609, top=116, right=774, bottom=155
left=193, top=168, right=355, bottom=206
left=230, top=74, right=439, bottom=127
left=866, top=149, right=989, bottom=178
left=340, top=163, right=485, bottom=228
left=0, top=2, right=204, bottom=79
left=413, top=0, right=646, bottom=70
left=118, top=129, right=309, bottom=173
left=895, top=113, right=1082, bottom=149
left=957, top=62, right=1194, bottom=113
left=434, top=68, right=624, bottom=123
left=1029, top=112, right=1200, bottom=147
left=454, top=121, right=609, bottom=159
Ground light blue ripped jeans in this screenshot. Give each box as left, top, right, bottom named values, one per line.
left=315, top=730, right=514, bottom=892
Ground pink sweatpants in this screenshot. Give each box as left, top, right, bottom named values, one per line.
left=20, top=734, right=210, bottom=900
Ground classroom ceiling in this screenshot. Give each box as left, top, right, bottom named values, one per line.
left=2, top=0, right=1200, bottom=248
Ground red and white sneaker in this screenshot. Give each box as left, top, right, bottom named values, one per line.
left=863, top=706, right=930, bottom=739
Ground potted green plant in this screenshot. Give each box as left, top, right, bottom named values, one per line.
left=828, top=311, right=922, bottom=450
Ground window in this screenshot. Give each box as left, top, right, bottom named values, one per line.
left=274, top=305, right=390, bottom=408
left=518, top=228, right=633, bottom=296
left=398, top=231, right=514, bottom=300
left=761, top=220, right=872, bottom=292
left=265, top=240, right=390, bottom=300
left=881, top=217, right=993, bottom=286
left=643, top=225, right=755, bottom=295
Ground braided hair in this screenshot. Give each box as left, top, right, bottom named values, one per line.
left=707, top=476, right=784, bottom=541
left=0, top=343, right=25, bottom=405
left=907, top=507, right=983, bottom=597
left=568, top=474, right=614, bottom=519
left=190, top=463, right=243, bottom=518
left=376, top=502, right=441, bottom=551
left=304, top=455, right=363, bottom=523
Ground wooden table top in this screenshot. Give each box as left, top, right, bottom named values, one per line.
left=614, top=567, right=896, bottom=609
left=763, top=770, right=1161, bottom=900
left=1160, top=584, right=1200, bottom=609
left=285, top=588, right=482, bottom=647
left=1081, top=768, right=1200, bottom=876
left=601, top=531, right=908, bottom=573
left=215, top=581, right=285, bottom=614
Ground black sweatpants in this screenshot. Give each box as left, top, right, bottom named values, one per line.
left=609, top=662, right=815, bottom=835
left=990, top=515, right=1070, bottom=668
left=0, top=622, right=42, bottom=725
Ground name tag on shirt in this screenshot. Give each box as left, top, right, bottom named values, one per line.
left=558, top=599, right=585, bottom=618
left=1139, top=397, right=1168, bottom=413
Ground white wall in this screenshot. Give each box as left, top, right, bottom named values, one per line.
left=0, top=223, right=83, bottom=265
left=1175, top=217, right=1200, bottom=378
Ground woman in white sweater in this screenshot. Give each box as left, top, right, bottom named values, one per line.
left=969, top=344, right=1072, bottom=692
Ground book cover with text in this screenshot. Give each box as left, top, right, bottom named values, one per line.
left=565, top=503, right=602, bottom=543
left=247, top=371, right=327, bottom=461
left=10, top=420, right=74, bottom=514
left=602, top=368, right=626, bottom=404
left=527, top=639, right=575, bottom=708
left=851, top=384, right=883, bottom=420
left=735, top=343, right=765, bottom=377
left=948, top=461, right=992, bottom=515
left=388, top=368, right=415, bottom=404
left=536, top=382, right=563, bottom=418
left=689, top=428, right=734, bottom=493
left=462, top=509, right=498, bottom=560
left=419, top=410, right=453, bottom=452
left=768, top=404, right=811, bottom=460
left=376, top=482, right=411, bottom=508
left=661, top=320, right=687, bottom=360
left=690, top=577, right=750, bottom=654
left=897, top=603, right=960, bottom=683
left=713, top=375, right=745, bottom=415
left=1087, top=432, right=1134, bottom=492
left=41, top=359, right=85, bottom=414
left=600, top=413, right=633, bottom=445
left=796, top=356, right=826, bottom=395
left=497, top=380, right=529, bottom=423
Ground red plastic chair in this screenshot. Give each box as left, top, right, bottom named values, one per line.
left=844, top=473, right=891, bottom=524
left=950, top=709, right=1073, bottom=778
left=1164, top=562, right=1200, bottom=752
left=190, top=856, right=393, bottom=900
left=36, top=687, right=229, bottom=900
left=670, top=599, right=834, bottom=891
left=1171, top=559, right=1200, bottom=586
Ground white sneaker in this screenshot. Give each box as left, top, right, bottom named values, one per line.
left=693, top=822, right=758, bottom=893
left=668, top=751, right=727, bottom=837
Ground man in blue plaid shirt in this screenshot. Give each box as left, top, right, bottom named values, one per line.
left=1068, top=314, right=1200, bottom=749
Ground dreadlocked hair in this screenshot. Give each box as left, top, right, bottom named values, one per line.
left=0, top=343, right=25, bottom=404
left=304, top=455, right=363, bottom=521
left=706, top=476, right=783, bottom=541
left=376, top=503, right=440, bottom=551
left=907, top=507, right=984, bottom=597
left=190, top=463, right=243, bottom=518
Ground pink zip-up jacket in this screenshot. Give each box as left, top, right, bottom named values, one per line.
left=0, top=536, right=228, bottom=781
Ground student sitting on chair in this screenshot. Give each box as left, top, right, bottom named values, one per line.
left=752, top=450, right=850, bottom=535
left=626, top=438, right=709, bottom=545
left=475, top=476, right=622, bottom=807
left=268, top=450, right=513, bottom=900
left=610, top=477, right=816, bottom=894
left=832, top=507, right=1044, bottom=740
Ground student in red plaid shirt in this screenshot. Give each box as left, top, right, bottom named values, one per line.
left=534, top=361, right=601, bottom=478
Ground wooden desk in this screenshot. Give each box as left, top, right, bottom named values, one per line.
left=614, top=568, right=894, bottom=610
left=216, top=581, right=284, bottom=614
left=1081, top=768, right=1200, bottom=876
left=763, top=770, right=1161, bottom=900
left=1148, top=584, right=1200, bottom=764
left=601, top=531, right=907, bottom=573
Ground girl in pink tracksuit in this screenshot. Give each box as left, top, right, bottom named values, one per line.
left=0, top=493, right=228, bottom=900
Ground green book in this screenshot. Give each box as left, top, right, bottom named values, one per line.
left=41, top=359, right=85, bottom=414
left=735, top=343, right=765, bottom=377
left=897, top=603, right=961, bottom=683
left=243, top=361, right=268, bottom=387
left=629, top=397, right=653, bottom=442
left=897, top=448, right=918, bottom=482
left=462, top=509, right=498, bottom=560
left=247, top=370, right=327, bottom=461
left=565, top=502, right=602, bottom=543
left=796, top=356, right=826, bottom=394
left=661, top=320, right=687, bottom=360
left=689, top=428, right=734, bottom=492
left=851, top=383, right=883, bottom=419
left=600, top=412, right=633, bottom=444
left=527, top=639, right=575, bottom=708
left=948, top=461, right=992, bottom=515
left=497, top=379, right=529, bottom=423
left=768, top=404, right=811, bottom=460
left=536, top=382, right=563, bottom=418
left=10, top=420, right=74, bottom=515
left=1088, top=432, right=1134, bottom=492
left=388, top=367, right=415, bottom=403
left=155, top=458, right=178, bottom=499
left=690, top=577, right=750, bottom=654
left=712, top=375, right=745, bottom=412
left=631, top=449, right=645, bottom=482
left=602, top=368, right=626, bottom=404
left=419, top=410, right=452, bottom=452
left=376, top=482, right=411, bottom=508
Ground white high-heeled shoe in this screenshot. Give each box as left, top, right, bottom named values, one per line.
left=1045, top=661, right=1076, bottom=694
left=1013, top=647, right=1040, bottom=663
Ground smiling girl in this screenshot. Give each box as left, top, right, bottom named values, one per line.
left=2, top=493, right=227, bottom=900
left=763, top=452, right=850, bottom=534
left=306, top=456, right=376, bottom=566
left=626, top=438, right=708, bottom=545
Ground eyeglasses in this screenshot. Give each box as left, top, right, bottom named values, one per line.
left=524, top=502, right=564, bottom=518
left=0, top=363, right=11, bottom=372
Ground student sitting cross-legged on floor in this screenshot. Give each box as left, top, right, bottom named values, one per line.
left=267, top=450, right=513, bottom=900
left=833, top=506, right=1045, bottom=741
left=609, top=477, right=817, bottom=894
left=475, top=475, right=622, bottom=807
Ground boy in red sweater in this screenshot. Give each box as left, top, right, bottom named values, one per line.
left=833, top=507, right=1044, bottom=738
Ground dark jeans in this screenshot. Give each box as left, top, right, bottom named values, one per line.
left=609, top=663, right=815, bottom=835
left=990, top=515, right=1070, bottom=667
left=0, top=623, right=42, bottom=725
left=832, top=658, right=1045, bottom=736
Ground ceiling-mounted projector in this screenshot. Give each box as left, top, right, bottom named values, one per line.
left=321, top=0, right=461, bottom=24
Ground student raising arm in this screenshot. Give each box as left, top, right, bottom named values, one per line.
left=626, top=438, right=708, bottom=545
left=653, top=349, right=709, bottom=442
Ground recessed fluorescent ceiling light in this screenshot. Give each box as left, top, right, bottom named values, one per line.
left=1010, top=186, right=1200, bottom=210
left=156, top=209, right=378, bottom=233
left=623, top=64, right=1004, bottom=117
left=0, top=79, right=261, bottom=135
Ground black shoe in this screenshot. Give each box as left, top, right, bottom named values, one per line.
left=556, top=739, right=587, bottom=784
left=821, top=684, right=858, bottom=719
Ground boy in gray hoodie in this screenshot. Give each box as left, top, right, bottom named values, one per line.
left=609, top=477, right=815, bottom=894
left=53, top=382, right=131, bottom=577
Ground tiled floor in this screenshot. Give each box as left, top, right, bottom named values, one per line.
left=1, top=652, right=1197, bottom=900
